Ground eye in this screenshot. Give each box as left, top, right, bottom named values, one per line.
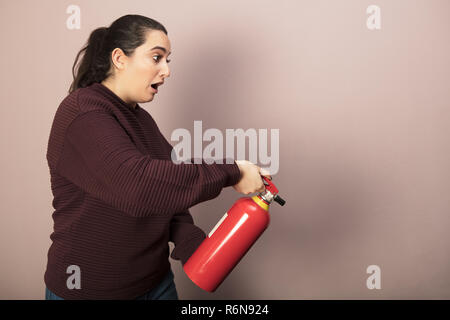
left=153, top=54, right=171, bottom=64
left=152, top=55, right=161, bottom=62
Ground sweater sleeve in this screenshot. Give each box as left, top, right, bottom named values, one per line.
left=162, top=129, right=237, bottom=265
left=57, top=110, right=242, bottom=218
left=169, top=209, right=206, bottom=265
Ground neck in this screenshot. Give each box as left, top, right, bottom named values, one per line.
left=100, top=80, right=137, bottom=109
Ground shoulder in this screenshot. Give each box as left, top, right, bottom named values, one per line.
left=76, top=85, right=115, bottom=114
left=47, top=85, right=117, bottom=170
left=50, top=87, right=117, bottom=146
left=56, top=84, right=113, bottom=119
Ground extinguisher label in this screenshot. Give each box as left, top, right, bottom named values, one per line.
left=208, top=212, right=228, bottom=238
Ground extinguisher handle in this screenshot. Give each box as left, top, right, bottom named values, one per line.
left=261, top=176, right=278, bottom=193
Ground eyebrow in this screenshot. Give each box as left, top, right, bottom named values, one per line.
left=149, top=46, right=171, bottom=55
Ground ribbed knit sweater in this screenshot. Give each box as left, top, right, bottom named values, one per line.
left=44, top=82, right=242, bottom=299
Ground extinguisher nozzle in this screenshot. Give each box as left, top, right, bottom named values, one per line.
left=274, top=195, right=286, bottom=206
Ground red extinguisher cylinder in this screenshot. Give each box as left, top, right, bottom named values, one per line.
left=183, top=176, right=286, bottom=292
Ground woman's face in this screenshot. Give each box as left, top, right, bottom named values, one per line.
left=110, top=29, right=172, bottom=105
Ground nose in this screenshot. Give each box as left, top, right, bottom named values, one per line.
left=162, top=62, right=171, bottom=79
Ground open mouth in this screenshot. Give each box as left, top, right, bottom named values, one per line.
left=150, top=83, right=159, bottom=92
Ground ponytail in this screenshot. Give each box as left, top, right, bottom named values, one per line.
left=68, top=27, right=110, bottom=94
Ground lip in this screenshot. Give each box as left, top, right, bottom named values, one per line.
left=151, top=85, right=158, bottom=93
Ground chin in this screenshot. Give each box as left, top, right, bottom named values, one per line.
left=140, top=91, right=153, bottom=101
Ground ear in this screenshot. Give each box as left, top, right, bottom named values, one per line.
left=110, top=47, right=128, bottom=70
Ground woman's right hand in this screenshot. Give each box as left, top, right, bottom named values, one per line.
left=233, top=160, right=272, bottom=195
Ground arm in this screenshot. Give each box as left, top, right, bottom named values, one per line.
left=57, top=110, right=242, bottom=218
left=169, top=209, right=206, bottom=265
left=161, top=129, right=239, bottom=264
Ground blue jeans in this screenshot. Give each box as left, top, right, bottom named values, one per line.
left=45, top=269, right=178, bottom=300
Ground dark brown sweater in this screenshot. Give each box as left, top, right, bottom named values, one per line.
left=44, top=82, right=241, bottom=299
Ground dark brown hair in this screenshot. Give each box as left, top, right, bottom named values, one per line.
left=68, top=14, right=168, bottom=94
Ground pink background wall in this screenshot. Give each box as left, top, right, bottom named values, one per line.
left=1, top=0, right=449, bottom=299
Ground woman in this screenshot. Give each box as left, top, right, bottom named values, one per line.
left=44, top=14, right=269, bottom=300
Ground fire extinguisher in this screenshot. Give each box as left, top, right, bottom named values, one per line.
left=183, top=175, right=286, bottom=292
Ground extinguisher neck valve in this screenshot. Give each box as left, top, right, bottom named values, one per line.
left=259, top=190, right=286, bottom=207
left=259, top=190, right=274, bottom=204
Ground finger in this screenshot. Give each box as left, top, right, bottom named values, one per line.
left=257, top=186, right=266, bottom=193
left=259, top=168, right=272, bottom=180
left=257, top=182, right=266, bottom=193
